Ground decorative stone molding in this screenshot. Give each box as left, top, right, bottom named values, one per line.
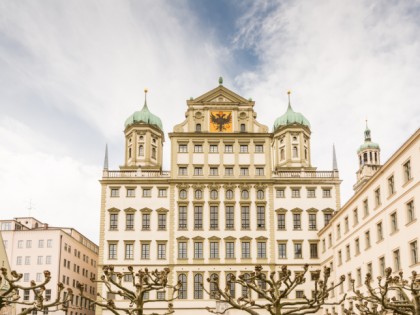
left=123, top=207, right=136, bottom=213
left=107, top=207, right=120, bottom=213
left=291, top=207, right=303, bottom=213
left=140, top=207, right=153, bottom=213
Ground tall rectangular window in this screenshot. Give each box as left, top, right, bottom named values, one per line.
left=108, top=244, right=117, bottom=259
left=225, top=206, right=234, bottom=230
left=293, top=213, right=301, bottom=230
left=292, top=188, right=300, bottom=198
left=241, top=206, right=250, bottom=229
left=324, top=213, right=332, bottom=226
left=209, top=242, right=219, bottom=259
left=308, top=214, right=317, bottom=230
left=379, top=257, right=385, bottom=276
left=257, top=242, right=266, bottom=259
left=393, top=249, right=401, bottom=271
left=257, top=206, right=265, bottom=229
left=277, top=213, right=286, bottom=230
left=226, top=242, right=235, bottom=259
left=194, top=167, right=203, bottom=176
left=403, top=160, right=411, bottom=182
left=278, top=243, right=287, bottom=259
left=365, top=230, right=371, bottom=249
left=178, top=242, right=187, bottom=259
left=377, top=222, right=383, bottom=241
left=38, top=240, right=44, bottom=248
left=375, top=188, right=381, bottom=207
left=240, top=167, right=249, bottom=176
left=276, top=189, right=285, bottom=198
left=194, top=242, right=203, bottom=259
left=178, top=167, right=187, bottom=175
left=178, top=206, right=187, bottom=230
left=307, top=189, right=316, bottom=198
left=225, top=167, right=233, bottom=176
left=209, top=145, right=218, bottom=153
left=241, top=242, right=250, bottom=258
left=390, top=212, right=398, bottom=232
left=194, top=206, right=203, bottom=229
left=363, top=199, right=369, bottom=217
left=141, top=243, right=150, bottom=259
left=240, top=145, right=248, bottom=153
left=294, top=243, right=303, bottom=259
left=157, top=244, right=166, bottom=259
left=353, top=208, right=359, bottom=225
left=407, top=201, right=415, bottom=223
left=110, top=214, right=118, bottom=230
left=310, top=243, right=318, bottom=258
left=37, top=256, right=43, bottom=265
left=410, top=241, right=418, bottom=264
left=158, top=214, right=166, bottom=230
left=255, top=144, right=264, bottom=153
left=179, top=144, right=188, bottom=153
left=225, top=145, right=233, bottom=153
left=142, top=214, right=150, bottom=230
left=355, top=238, right=360, bottom=255
left=388, top=176, right=395, bottom=195
left=210, top=206, right=218, bottom=230
left=126, top=214, right=134, bottom=230
left=322, top=189, right=331, bottom=198
left=125, top=243, right=134, bottom=260
left=194, top=145, right=203, bottom=153
left=255, top=167, right=264, bottom=176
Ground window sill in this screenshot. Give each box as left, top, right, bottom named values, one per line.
left=402, top=177, right=413, bottom=188
left=126, top=196, right=135, bottom=198
left=405, top=218, right=417, bottom=227
left=390, top=229, right=399, bottom=236
left=376, top=239, right=384, bottom=244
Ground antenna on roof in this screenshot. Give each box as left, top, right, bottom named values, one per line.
left=28, top=199, right=34, bottom=217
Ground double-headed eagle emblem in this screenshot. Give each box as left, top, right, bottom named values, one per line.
left=210, top=111, right=232, bottom=132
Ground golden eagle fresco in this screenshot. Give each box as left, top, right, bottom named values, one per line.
left=210, top=111, right=233, bottom=132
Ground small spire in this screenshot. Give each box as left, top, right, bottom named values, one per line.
left=103, top=144, right=109, bottom=170
left=364, top=119, right=371, bottom=141
left=142, top=88, right=149, bottom=110
left=287, top=90, right=292, bottom=110
left=332, top=144, right=338, bottom=171
left=219, top=77, right=223, bottom=85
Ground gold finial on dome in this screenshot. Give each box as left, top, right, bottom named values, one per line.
left=144, top=88, right=148, bottom=94
left=287, top=90, right=291, bottom=95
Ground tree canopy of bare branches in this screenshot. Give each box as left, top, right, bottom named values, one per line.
left=0, top=267, right=73, bottom=315
left=205, top=264, right=346, bottom=315
left=78, top=265, right=180, bottom=315
left=348, top=267, right=420, bottom=315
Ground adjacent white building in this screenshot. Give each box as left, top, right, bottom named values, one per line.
left=0, top=217, right=99, bottom=315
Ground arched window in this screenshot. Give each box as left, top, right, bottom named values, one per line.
left=363, top=152, right=368, bottom=163
left=152, top=147, right=156, bottom=159
left=241, top=273, right=250, bottom=297
left=225, top=190, right=234, bottom=200
left=369, top=152, right=372, bottom=163
left=374, top=152, right=378, bottom=163
left=241, top=190, right=249, bottom=199
left=226, top=273, right=235, bottom=298
left=209, top=273, right=219, bottom=299
left=195, top=190, right=203, bottom=199
left=196, top=124, right=201, bottom=132
left=178, top=274, right=187, bottom=299
left=139, top=136, right=144, bottom=141
left=257, top=190, right=264, bottom=200
left=139, top=145, right=144, bottom=156
left=210, top=190, right=218, bottom=200
left=293, top=146, right=298, bottom=158
left=280, top=148, right=285, bottom=160
left=179, top=189, right=187, bottom=199
left=194, top=274, right=203, bottom=299
left=293, top=136, right=297, bottom=142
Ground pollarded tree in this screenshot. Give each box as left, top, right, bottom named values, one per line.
left=0, top=268, right=73, bottom=315
left=205, top=264, right=346, bottom=315
left=347, top=267, right=420, bottom=315
left=78, top=265, right=180, bottom=315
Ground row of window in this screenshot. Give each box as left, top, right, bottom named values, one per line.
left=110, top=187, right=167, bottom=198
left=179, top=143, right=265, bottom=153
left=16, top=255, right=52, bottom=265
left=178, top=166, right=265, bottom=176
left=178, top=188, right=265, bottom=200
left=63, top=242, right=97, bottom=267
left=276, top=187, right=331, bottom=198
left=109, top=212, right=167, bottom=231
left=15, top=239, right=53, bottom=249
left=62, top=259, right=95, bottom=279
left=61, top=275, right=96, bottom=296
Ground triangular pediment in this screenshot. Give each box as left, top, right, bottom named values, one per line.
left=192, top=85, right=250, bottom=105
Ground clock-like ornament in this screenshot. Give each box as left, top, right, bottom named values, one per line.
left=210, top=111, right=233, bottom=132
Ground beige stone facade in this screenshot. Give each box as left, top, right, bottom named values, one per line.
left=0, top=217, right=99, bottom=315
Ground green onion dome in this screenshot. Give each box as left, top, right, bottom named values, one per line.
left=357, top=125, right=379, bottom=153
left=124, top=90, right=163, bottom=131
left=273, top=93, right=310, bottom=131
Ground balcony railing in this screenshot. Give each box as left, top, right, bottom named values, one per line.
left=103, top=170, right=170, bottom=178
left=272, top=170, right=338, bottom=178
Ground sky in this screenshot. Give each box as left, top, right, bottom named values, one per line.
left=0, top=0, right=419, bottom=243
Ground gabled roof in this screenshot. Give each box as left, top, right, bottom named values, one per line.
left=192, top=85, right=250, bottom=105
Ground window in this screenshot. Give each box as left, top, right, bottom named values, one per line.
left=367, top=262, right=373, bottom=277
left=194, top=242, right=203, bottom=259
left=158, top=188, right=167, bottom=197
left=410, top=241, right=418, bottom=264
left=126, top=214, right=134, bottom=230
left=38, top=240, right=44, bottom=248
left=294, top=243, right=303, bottom=258
left=225, top=167, right=233, bottom=176
left=403, top=160, right=411, bottom=182
left=225, top=206, right=234, bottom=229
left=307, top=189, right=316, bottom=198
left=241, top=242, right=250, bottom=258
left=225, top=189, right=234, bottom=199
left=210, top=242, right=219, bottom=259
left=255, top=144, right=263, bottom=153
left=375, top=188, right=381, bottom=207
left=46, top=256, right=51, bottom=264
left=156, top=291, right=165, bottom=301
left=226, top=242, right=235, bottom=259
left=255, top=167, right=264, bottom=176
left=179, top=189, right=187, bottom=199
left=209, top=167, right=218, bottom=176
left=407, top=201, right=415, bottom=223
left=108, top=243, right=117, bottom=259
left=194, top=206, right=203, bottom=229
left=36, top=273, right=42, bottom=282
left=353, top=208, right=359, bottom=225
left=310, top=243, right=318, bottom=258
left=157, top=244, right=166, bottom=259
left=194, top=274, right=203, bottom=299
left=240, top=145, right=248, bottom=153
left=125, top=243, right=134, bottom=260
left=178, top=242, right=187, bottom=259
left=194, top=167, right=203, bottom=176
left=26, top=240, right=32, bottom=248
left=209, top=145, right=218, bottom=153
left=158, top=214, right=166, bottom=230
left=309, top=214, right=317, bottom=230
left=196, top=123, right=201, bottom=132
left=179, top=274, right=187, bottom=299
left=25, top=256, right=30, bottom=265
left=178, top=206, right=187, bottom=230
left=225, top=145, right=233, bottom=153
left=363, top=199, right=369, bottom=217
left=257, top=242, right=266, bottom=259
left=241, top=190, right=249, bottom=199
left=376, top=222, right=383, bottom=241
left=365, top=230, right=371, bottom=249
left=110, top=188, right=119, bottom=197
left=142, top=188, right=151, bottom=197
left=276, top=189, right=285, bottom=198
left=296, top=291, right=304, bottom=299
left=344, top=217, right=349, bottom=233
left=24, top=289, right=30, bottom=301
left=195, top=189, right=203, bottom=199
left=141, top=243, right=150, bottom=259
left=241, top=273, right=250, bottom=297
left=280, top=148, right=285, bottom=160
left=388, top=176, right=395, bottom=195
left=179, top=144, right=188, bottom=153
left=256, top=190, right=265, bottom=200
left=393, top=249, right=401, bottom=271
left=210, top=206, right=218, bottom=230
left=37, top=256, right=43, bottom=265
left=16, top=256, right=22, bottom=265
left=178, top=167, right=187, bottom=176
left=356, top=269, right=362, bottom=287
left=322, top=189, right=331, bottom=198
left=240, top=167, right=249, bottom=176
left=257, top=206, right=265, bottom=229
left=379, top=257, right=386, bottom=276
left=277, top=214, right=286, bottom=230
left=210, top=190, right=218, bottom=200
left=241, top=206, right=250, bottom=229
left=292, top=146, right=298, bottom=158
left=138, top=144, right=144, bottom=157
left=194, top=145, right=203, bottom=153
left=293, top=213, right=301, bottom=230
left=23, top=273, right=29, bottom=282
left=346, top=245, right=351, bottom=261
left=278, top=243, right=287, bottom=259
left=338, top=251, right=342, bottom=265
left=336, top=224, right=341, bottom=239
left=292, top=188, right=300, bottom=198
left=355, top=238, right=360, bottom=255
left=109, top=213, right=118, bottom=230
left=240, top=123, right=246, bottom=132
left=142, top=214, right=150, bottom=230
left=226, top=274, right=236, bottom=298
left=324, top=213, right=332, bottom=226
left=390, top=212, right=398, bottom=233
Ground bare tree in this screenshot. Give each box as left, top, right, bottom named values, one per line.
left=205, top=264, right=346, bottom=315
left=0, top=267, right=73, bottom=315
left=347, top=267, right=420, bottom=315
left=78, top=265, right=180, bottom=315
